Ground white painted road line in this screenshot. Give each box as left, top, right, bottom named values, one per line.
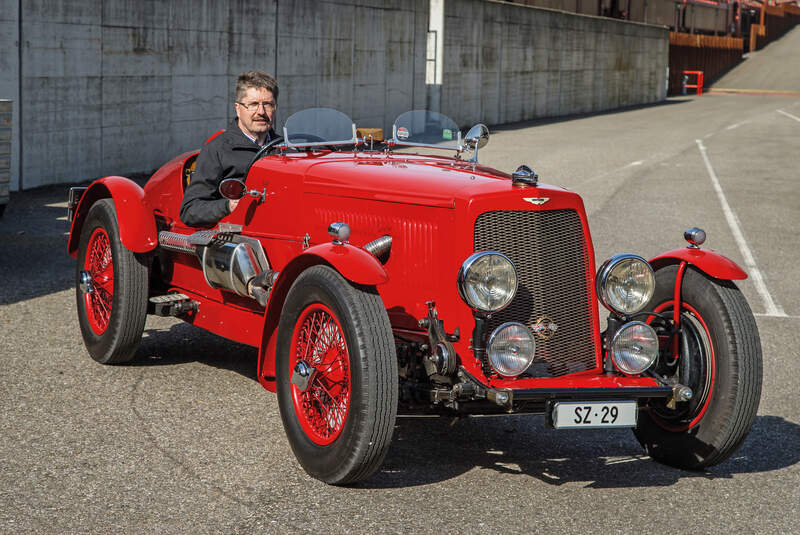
left=726, top=120, right=750, bottom=131
left=580, top=160, right=644, bottom=185
left=755, top=313, right=800, bottom=320
left=777, top=109, right=800, bottom=123
left=696, top=139, right=786, bottom=318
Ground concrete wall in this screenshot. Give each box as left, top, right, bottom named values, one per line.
left=1, top=0, right=427, bottom=190
left=0, top=100, right=10, bottom=208
left=0, top=0, right=667, bottom=191
left=0, top=3, right=19, bottom=194
left=441, top=0, right=668, bottom=127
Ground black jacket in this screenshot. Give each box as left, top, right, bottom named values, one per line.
left=179, top=119, right=275, bottom=227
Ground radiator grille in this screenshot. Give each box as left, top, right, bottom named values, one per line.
left=474, top=210, right=597, bottom=377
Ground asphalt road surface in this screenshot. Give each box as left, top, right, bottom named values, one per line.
left=2, top=28, right=799, bottom=535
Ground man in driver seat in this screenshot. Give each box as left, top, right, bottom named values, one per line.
left=180, top=70, right=279, bottom=227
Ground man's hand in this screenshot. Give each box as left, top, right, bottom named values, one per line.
left=228, top=198, right=240, bottom=213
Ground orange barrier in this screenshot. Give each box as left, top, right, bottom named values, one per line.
left=668, top=33, right=742, bottom=95
left=670, top=33, right=742, bottom=50
left=684, top=71, right=704, bottom=95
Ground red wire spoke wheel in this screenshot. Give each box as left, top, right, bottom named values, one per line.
left=83, top=227, right=114, bottom=335
left=276, top=265, right=398, bottom=485
left=290, top=304, right=351, bottom=446
left=634, top=265, right=762, bottom=470
left=75, top=199, right=148, bottom=364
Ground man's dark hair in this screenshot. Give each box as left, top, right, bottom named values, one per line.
left=235, top=70, right=279, bottom=101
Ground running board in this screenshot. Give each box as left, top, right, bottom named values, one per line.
left=149, top=293, right=198, bottom=317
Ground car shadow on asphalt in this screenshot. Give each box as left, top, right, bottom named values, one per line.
left=361, top=414, right=799, bottom=489
left=130, top=323, right=798, bottom=490
left=133, top=322, right=259, bottom=380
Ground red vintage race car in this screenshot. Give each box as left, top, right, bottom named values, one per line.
left=67, top=108, right=762, bottom=484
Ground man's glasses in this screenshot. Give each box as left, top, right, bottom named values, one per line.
left=237, top=101, right=276, bottom=112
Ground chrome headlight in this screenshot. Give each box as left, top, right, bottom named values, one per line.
left=596, top=254, right=655, bottom=315
left=487, top=322, right=536, bottom=377
left=457, top=252, right=518, bottom=313
left=611, top=321, right=658, bottom=374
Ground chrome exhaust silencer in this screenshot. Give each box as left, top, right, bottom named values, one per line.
left=158, top=230, right=277, bottom=305
left=201, top=240, right=260, bottom=297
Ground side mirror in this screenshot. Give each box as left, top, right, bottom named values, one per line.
left=219, top=178, right=247, bottom=200
left=465, top=124, right=489, bottom=150
left=464, top=124, right=489, bottom=162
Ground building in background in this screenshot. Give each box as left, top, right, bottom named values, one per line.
left=0, top=0, right=796, bottom=193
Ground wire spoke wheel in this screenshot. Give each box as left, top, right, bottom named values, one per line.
left=291, top=305, right=351, bottom=445
left=276, top=265, right=398, bottom=485
left=75, top=198, right=148, bottom=364
left=84, top=227, right=115, bottom=335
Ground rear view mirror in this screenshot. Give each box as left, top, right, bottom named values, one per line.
left=465, top=124, right=489, bottom=150
left=464, top=124, right=489, bottom=163
left=219, top=178, right=247, bottom=200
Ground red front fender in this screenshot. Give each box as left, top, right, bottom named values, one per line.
left=300, top=242, right=389, bottom=285
left=256, top=243, right=389, bottom=392
left=650, top=248, right=747, bottom=280
left=67, top=176, right=158, bottom=257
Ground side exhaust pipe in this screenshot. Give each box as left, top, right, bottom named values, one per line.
left=202, top=240, right=261, bottom=297
left=363, top=235, right=392, bottom=262
left=158, top=230, right=277, bottom=306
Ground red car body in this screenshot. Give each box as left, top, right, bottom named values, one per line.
left=66, top=109, right=760, bottom=484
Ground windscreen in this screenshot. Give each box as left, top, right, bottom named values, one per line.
left=283, top=108, right=355, bottom=144
left=392, top=110, right=461, bottom=148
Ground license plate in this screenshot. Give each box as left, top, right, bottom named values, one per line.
left=551, top=401, right=638, bottom=429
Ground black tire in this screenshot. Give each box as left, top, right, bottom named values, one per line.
left=634, top=265, right=762, bottom=469
left=75, top=198, right=148, bottom=364
left=276, top=265, right=398, bottom=485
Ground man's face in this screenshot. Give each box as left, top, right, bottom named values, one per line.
left=235, top=86, right=276, bottom=139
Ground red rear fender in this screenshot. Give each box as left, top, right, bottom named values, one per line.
left=67, top=176, right=158, bottom=257
left=650, top=248, right=747, bottom=280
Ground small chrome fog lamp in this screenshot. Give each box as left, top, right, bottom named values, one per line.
left=610, top=321, right=658, bottom=375
left=328, top=222, right=351, bottom=244
left=596, top=254, right=655, bottom=315
left=684, top=227, right=706, bottom=248
left=487, top=322, right=536, bottom=377
left=457, top=252, right=518, bottom=313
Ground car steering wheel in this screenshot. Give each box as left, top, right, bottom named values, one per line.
left=247, top=134, right=341, bottom=176
left=246, top=136, right=285, bottom=176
